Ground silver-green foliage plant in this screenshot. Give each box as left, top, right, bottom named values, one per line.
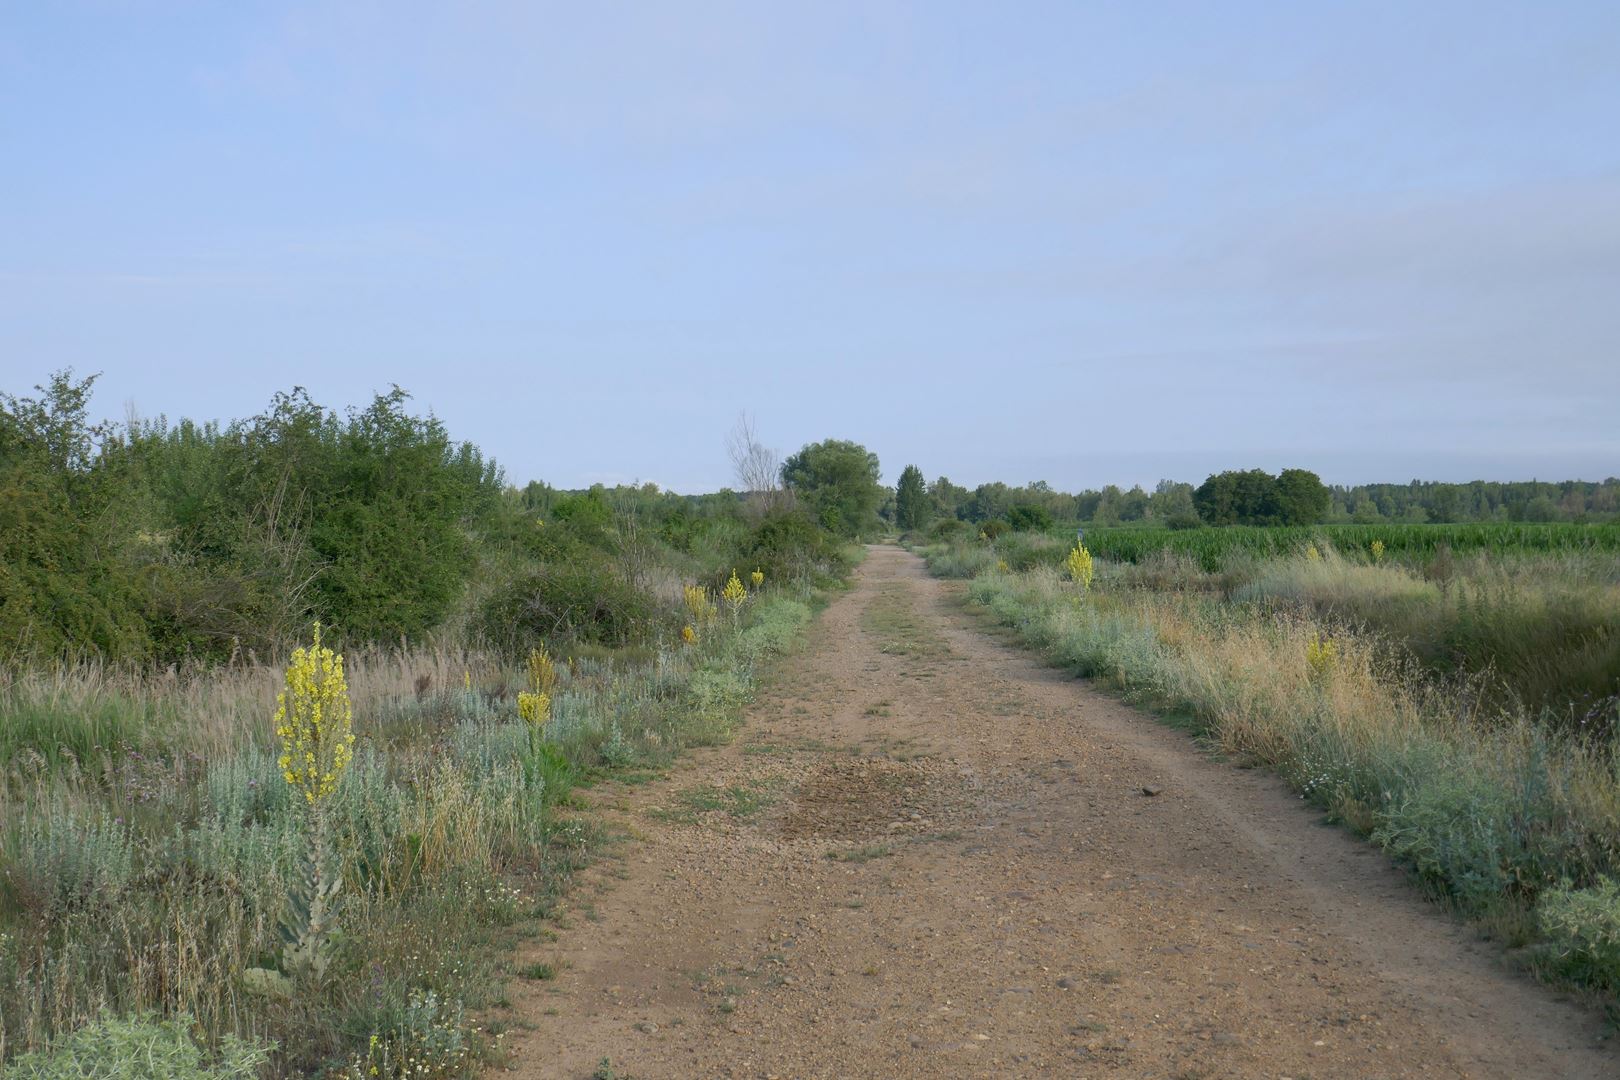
left=1538, top=876, right=1620, bottom=991
left=2, top=1011, right=272, bottom=1079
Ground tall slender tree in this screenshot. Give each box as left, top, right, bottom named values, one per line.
left=895, top=464, right=931, bottom=531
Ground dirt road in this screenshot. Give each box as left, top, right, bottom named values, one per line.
left=505, top=545, right=1612, bottom=1078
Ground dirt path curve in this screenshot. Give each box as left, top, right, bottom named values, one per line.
left=505, top=545, right=1612, bottom=1079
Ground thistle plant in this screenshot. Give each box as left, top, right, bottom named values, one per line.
left=722, top=569, right=748, bottom=619
left=267, top=622, right=355, bottom=988
left=750, top=568, right=765, bottom=589
left=1066, top=543, right=1094, bottom=590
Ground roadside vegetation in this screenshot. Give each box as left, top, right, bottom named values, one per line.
left=0, top=374, right=863, bottom=1075
left=917, top=521, right=1620, bottom=1006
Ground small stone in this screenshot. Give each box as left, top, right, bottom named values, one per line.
left=635, top=1021, right=658, bottom=1034
left=1141, top=785, right=1162, bottom=797
left=1056, top=976, right=1077, bottom=989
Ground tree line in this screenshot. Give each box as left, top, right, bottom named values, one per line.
left=887, top=468, right=1619, bottom=530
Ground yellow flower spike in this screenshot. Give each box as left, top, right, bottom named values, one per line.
left=750, top=568, right=764, bottom=589
left=1370, top=539, right=1385, bottom=562
left=684, top=583, right=718, bottom=626
left=526, top=646, right=557, bottom=697
left=1305, top=543, right=1322, bottom=562
left=1066, top=543, right=1094, bottom=590
left=517, top=690, right=551, bottom=729
left=272, top=622, right=354, bottom=805
left=722, top=569, right=748, bottom=617
left=1306, top=633, right=1338, bottom=683
left=681, top=624, right=696, bottom=645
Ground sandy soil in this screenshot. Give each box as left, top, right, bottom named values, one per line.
left=502, top=544, right=1613, bottom=1079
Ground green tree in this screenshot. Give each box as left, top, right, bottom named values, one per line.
left=1274, top=468, right=1330, bottom=526
left=1194, top=469, right=1281, bottom=526
left=928, top=476, right=969, bottom=520
left=1148, top=479, right=1197, bottom=522
left=895, top=464, right=931, bottom=531
left=780, top=439, right=883, bottom=538
left=0, top=370, right=152, bottom=660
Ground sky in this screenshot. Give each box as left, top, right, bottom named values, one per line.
left=3, top=1, right=1617, bottom=492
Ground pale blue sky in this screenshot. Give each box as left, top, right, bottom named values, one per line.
left=3, top=2, right=1617, bottom=491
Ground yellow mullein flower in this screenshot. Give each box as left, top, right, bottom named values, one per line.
left=681, top=624, right=696, bottom=645
left=684, top=583, right=718, bottom=626
left=527, top=646, right=558, bottom=696
left=750, top=569, right=764, bottom=588
left=273, top=622, right=355, bottom=805
left=721, top=569, right=748, bottom=617
left=517, top=645, right=557, bottom=729
left=1066, top=543, right=1094, bottom=590
left=1370, top=539, right=1385, bottom=562
left=1306, top=633, right=1338, bottom=682
left=518, top=690, right=551, bottom=728
left=1305, top=543, right=1322, bottom=562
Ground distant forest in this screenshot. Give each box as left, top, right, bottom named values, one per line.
left=915, top=475, right=1620, bottom=527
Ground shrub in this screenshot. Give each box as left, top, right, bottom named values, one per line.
left=1005, top=504, right=1052, bottom=532
left=746, top=511, right=842, bottom=585
left=2, top=1011, right=273, bottom=1079
left=478, top=560, right=661, bottom=656
left=1538, top=877, right=1620, bottom=991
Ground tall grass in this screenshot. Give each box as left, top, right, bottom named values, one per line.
left=1070, top=522, right=1620, bottom=570
left=945, top=556, right=1620, bottom=999
left=1230, top=548, right=1620, bottom=720
left=0, top=595, right=813, bottom=1074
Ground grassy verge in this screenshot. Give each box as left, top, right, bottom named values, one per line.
left=923, top=549, right=1620, bottom=1008
left=0, top=593, right=815, bottom=1076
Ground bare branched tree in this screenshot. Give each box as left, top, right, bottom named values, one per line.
left=726, top=413, right=788, bottom=516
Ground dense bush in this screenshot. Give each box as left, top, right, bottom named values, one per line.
left=1005, top=504, right=1053, bottom=531
left=746, top=510, right=847, bottom=585
left=1, top=374, right=503, bottom=663
left=478, top=558, right=664, bottom=657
